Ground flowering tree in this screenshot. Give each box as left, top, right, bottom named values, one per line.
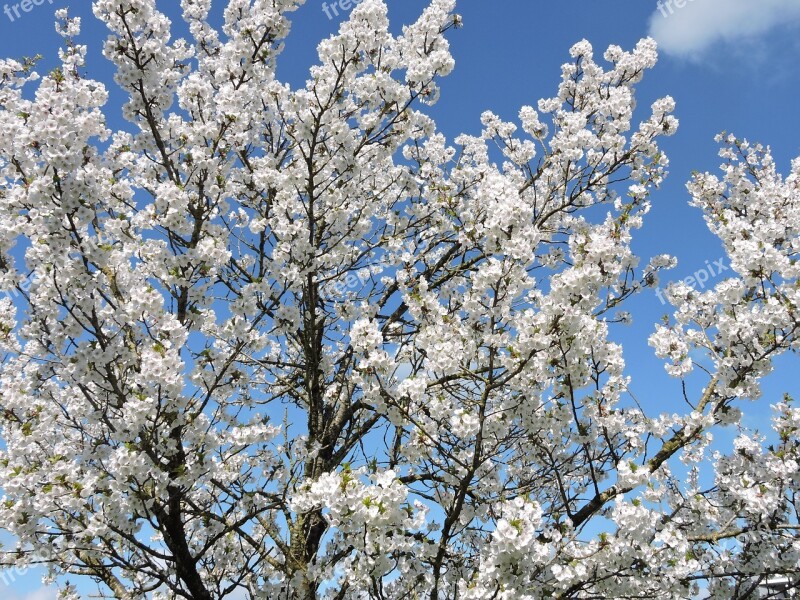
left=0, top=1, right=798, bottom=598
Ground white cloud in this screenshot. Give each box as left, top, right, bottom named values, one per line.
left=0, top=588, right=58, bottom=600
left=22, top=589, right=58, bottom=600
left=647, top=0, right=800, bottom=58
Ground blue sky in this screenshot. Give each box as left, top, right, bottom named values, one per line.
left=1, top=0, right=800, bottom=597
